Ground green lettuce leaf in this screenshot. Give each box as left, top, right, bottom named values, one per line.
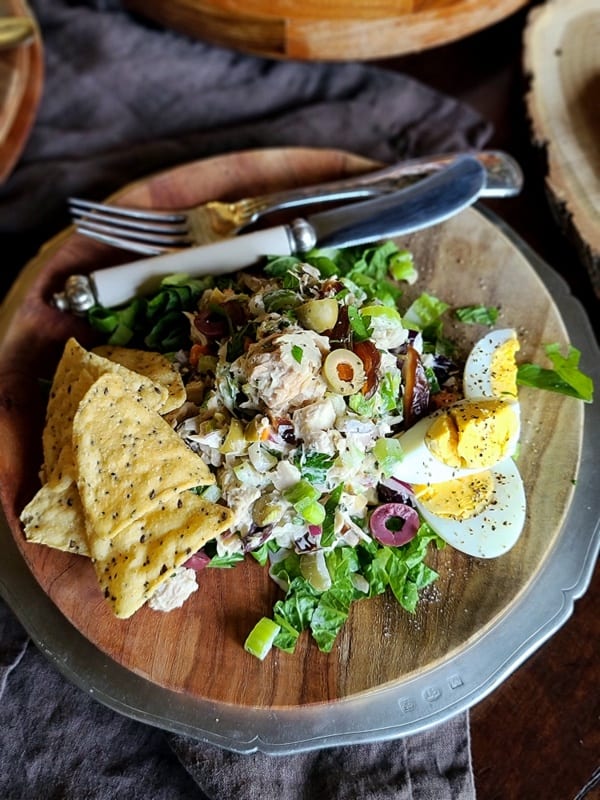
left=454, top=304, right=499, bottom=325
left=87, top=273, right=211, bottom=352
left=517, top=344, right=594, bottom=402
left=259, top=521, right=443, bottom=655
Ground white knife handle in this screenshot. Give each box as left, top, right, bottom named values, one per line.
left=89, top=225, right=295, bottom=308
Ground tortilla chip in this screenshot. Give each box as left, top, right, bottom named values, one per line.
left=73, top=373, right=214, bottom=540
left=89, top=490, right=232, bottom=618
left=24, top=339, right=227, bottom=619
left=20, top=480, right=89, bottom=556
left=43, top=338, right=168, bottom=481
left=92, top=345, right=186, bottom=413
left=43, top=366, right=96, bottom=483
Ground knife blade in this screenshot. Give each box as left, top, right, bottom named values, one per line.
left=54, top=156, right=486, bottom=313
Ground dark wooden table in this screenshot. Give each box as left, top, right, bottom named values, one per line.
left=380, top=5, right=599, bottom=799
left=2, top=4, right=597, bottom=797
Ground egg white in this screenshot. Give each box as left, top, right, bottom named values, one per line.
left=415, top=457, right=526, bottom=558
left=463, top=328, right=519, bottom=400
left=391, top=400, right=521, bottom=485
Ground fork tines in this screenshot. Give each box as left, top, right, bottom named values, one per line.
left=68, top=197, right=187, bottom=223
left=68, top=197, right=191, bottom=250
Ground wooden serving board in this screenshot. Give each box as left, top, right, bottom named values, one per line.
left=0, top=0, right=43, bottom=183
left=0, top=147, right=583, bottom=708
left=122, top=0, right=530, bottom=61
left=523, top=0, right=600, bottom=298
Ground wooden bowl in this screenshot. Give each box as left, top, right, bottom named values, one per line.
left=0, top=147, right=584, bottom=713
left=122, top=0, right=531, bottom=60
left=0, top=0, right=44, bottom=183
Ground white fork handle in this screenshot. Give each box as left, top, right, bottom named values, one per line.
left=89, top=225, right=294, bottom=308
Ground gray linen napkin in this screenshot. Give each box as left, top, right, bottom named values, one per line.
left=0, top=604, right=28, bottom=698
left=0, top=1, right=488, bottom=797
left=169, top=724, right=475, bottom=800
left=0, top=604, right=206, bottom=800
left=0, top=602, right=475, bottom=800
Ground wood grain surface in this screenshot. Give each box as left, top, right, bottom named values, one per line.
left=122, top=0, right=531, bottom=61
left=523, top=0, right=600, bottom=298
left=0, top=147, right=583, bottom=709
left=0, top=0, right=43, bottom=183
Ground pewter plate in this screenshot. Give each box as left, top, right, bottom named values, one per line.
left=0, top=207, right=598, bottom=755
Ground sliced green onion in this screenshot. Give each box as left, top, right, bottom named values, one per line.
left=388, top=248, right=417, bottom=283
left=244, top=617, right=281, bottom=660
left=300, top=501, right=326, bottom=525
left=283, top=480, right=326, bottom=524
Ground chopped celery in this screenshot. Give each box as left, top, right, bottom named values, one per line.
left=283, top=479, right=326, bottom=524
left=283, top=479, right=319, bottom=506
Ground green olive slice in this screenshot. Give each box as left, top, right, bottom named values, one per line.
left=322, top=349, right=366, bottom=395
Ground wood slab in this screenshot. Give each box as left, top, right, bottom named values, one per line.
left=122, top=0, right=530, bottom=61
left=523, top=0, right=600, bottom=298
left=0, top=0, right=43, bottom=183
left=0, top=147, right=583, bottom=709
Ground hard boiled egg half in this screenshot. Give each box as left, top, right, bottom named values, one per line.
left=391, top=329, right=526, bottom=558
left=463, top=327, right=520, bottom=400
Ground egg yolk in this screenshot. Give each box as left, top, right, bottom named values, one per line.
left=413, top=472, right=494, bottom=520
left=490, top=338, right=520, bottom=397
left=425, top=400, right=518, bottom=469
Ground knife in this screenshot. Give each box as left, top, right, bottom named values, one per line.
left=54, top=156, right=486, bottom=314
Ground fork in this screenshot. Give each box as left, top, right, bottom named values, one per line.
left=69, top=150, right=523, bottom=255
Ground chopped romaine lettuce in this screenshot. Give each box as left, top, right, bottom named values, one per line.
left=402, top=292, right=449, bottom=331
left=87, top=273, right=211, bottom=351
left=454, top=304, right=499, bottom=325
left=517, top=344, right=594, bottom=402
left=264, top=524, right=443, bottom=655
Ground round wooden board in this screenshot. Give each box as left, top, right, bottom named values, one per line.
left=0, top=147, right=583, bottom=709
left=523, top=0, right=600, bottom=297
left=0, top=0, right=43, bottom=183
left=122, top=0, right=530, bottom=61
